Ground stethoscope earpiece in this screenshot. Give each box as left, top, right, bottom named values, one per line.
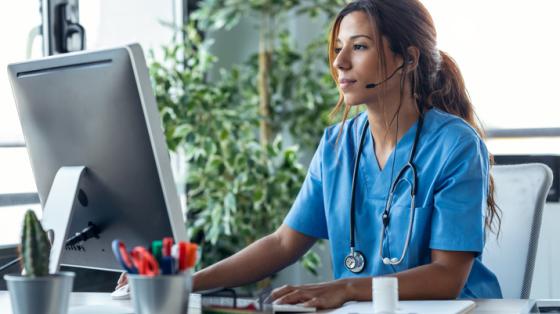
left=382, top=257, right=400, bottom=265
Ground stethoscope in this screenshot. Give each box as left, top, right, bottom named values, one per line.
left=344, top=114, right=424, bottom=273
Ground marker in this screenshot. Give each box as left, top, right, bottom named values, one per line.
left=151, top=240, right=162, bottom=261
left=159, top=256, right=175, bottom=275
left=186, top=243, right=198, bottom=269
left=177, top=242, right=189, bottom=272
left=162, top=237, right=173, bottom=257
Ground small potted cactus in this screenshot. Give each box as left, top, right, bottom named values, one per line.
left=3, top=209, right=75, bottom=314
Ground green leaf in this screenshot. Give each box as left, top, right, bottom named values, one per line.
left=301, top=251, right=321, bottom=276
left=150, top=0, right=338, bottom=281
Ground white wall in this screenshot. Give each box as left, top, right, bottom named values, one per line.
left=80, top=0, right=177, bottom=58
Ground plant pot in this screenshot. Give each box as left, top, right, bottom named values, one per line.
left=128, top=272, right=191, bottom=314
left=3, top=271, right=75, bottom=314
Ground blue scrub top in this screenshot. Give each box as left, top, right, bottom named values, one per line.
left=284, top=108, right=502, bottom=298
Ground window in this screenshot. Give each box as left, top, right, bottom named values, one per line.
left=0, top=1, right=43, bottom=246
left=422, top=0, right=560, bottom=154
left=0, top=1, right=42, bottom=142
left=0, top=0, right=181, bottom=246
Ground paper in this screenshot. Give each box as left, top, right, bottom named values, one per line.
left=329, top=300, right=475, bottom=314
left=69, top=304, right=134, bottom=314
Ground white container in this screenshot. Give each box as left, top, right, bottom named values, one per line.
left=372, top=277, right=398, bottom=314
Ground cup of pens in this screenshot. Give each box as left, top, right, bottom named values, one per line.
left=112, top=237, right=198, bottom=314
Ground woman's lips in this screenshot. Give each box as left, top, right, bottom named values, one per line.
left=339, top=79, right=357, bottom=89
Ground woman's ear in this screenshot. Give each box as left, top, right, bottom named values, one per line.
left=405, top=46, right=420, bottom=71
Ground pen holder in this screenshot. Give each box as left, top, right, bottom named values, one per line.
left=3, top=271, right=75, bottom=314
left=129, top=272, right=192, bottom=314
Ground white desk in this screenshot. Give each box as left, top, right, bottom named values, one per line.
left=0, top=291, right=532, bottom=314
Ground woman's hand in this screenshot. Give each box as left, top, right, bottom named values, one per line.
left=269, top=279, right=352, bottom=310
left=115, top=272, right=128, bottom=290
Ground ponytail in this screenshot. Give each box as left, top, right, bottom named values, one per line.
left=427, top=51, right=471, bottom=121
left=425, top=50, right=502, bottom=236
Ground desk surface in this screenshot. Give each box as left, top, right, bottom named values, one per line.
left=0, top=291, right=531, bottom=314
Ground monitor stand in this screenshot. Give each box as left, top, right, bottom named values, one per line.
left=40, top=166, right=86, bottom=274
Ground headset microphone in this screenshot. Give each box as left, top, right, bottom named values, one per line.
left=365, top=61, right=409, bottom=89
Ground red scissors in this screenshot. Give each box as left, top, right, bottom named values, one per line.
left=131, top=246, right=160, bottom=276
left=112, top=240, right=160, bottom=276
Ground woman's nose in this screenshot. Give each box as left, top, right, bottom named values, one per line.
left=333, top=49, right=351, bottom=71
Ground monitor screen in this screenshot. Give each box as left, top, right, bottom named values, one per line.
left=7, top=44, right=188, bottom=271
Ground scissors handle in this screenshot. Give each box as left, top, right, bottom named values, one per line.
left=132, top=246, right=160, bottom=276
left=111, top=240, right=138, bottom=274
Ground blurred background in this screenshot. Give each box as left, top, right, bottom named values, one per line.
left=0, top=0, right=559, bottom=297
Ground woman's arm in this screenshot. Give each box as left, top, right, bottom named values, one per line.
left=270, top=249, right=474, bottom=309
left=348, top=249, right=474, bottom=300
left=192, top=224, right=317, bottom=292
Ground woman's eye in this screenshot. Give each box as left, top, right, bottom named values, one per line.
left=334, top=47, right=342, bottom=54
left=353, top=44, right=367, bottom=50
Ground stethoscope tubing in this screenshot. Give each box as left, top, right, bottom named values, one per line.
left=347, top=113, right=424, bottom=270
left=349, top=120, right=371, bottom=249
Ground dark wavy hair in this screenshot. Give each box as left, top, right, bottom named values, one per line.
left=328, top=0, right=501, bottom=235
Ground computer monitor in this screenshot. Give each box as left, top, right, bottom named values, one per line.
left=7, top=43, right=188, bottom=272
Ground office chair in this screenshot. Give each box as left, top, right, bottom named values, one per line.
left=482, top=163, right=553, bottom=299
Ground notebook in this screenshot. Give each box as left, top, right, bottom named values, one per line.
left=272, top=303, right=316, bottom=313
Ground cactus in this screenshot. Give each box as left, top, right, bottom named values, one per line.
left=18, top=210, right=51, bottom=277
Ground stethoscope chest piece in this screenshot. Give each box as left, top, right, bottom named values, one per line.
left=345, top=248, right=366, bottom=273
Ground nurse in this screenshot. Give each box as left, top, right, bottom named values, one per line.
left=117, top=0, right=503, bottom=308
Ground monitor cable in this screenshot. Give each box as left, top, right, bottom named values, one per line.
left=0, top=222, right=100, bottom=273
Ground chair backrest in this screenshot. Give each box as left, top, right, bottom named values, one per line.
left=483, top=163, right=553, bottom=298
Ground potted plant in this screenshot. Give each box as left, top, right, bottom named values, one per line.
left=149, top=1, right=346, bottom=284
left=3, top=210, right=75, bottom=314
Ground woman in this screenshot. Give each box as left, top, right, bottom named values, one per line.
left=119, top=0, right=503, bottom=308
